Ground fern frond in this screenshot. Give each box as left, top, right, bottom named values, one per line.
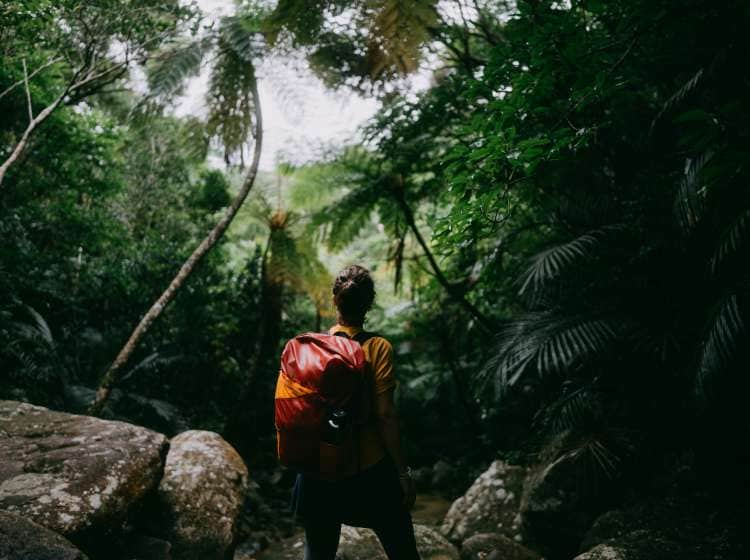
left=312, top=184, right=381, bottom=250
left=206, top=38, right=258, bottom=163
left=367, top=0, right=438, bottom=78
left=674, top=151, right=712, bottom=233
left=712, top=208, right=750, bottom=274
left=221, top=14, right=266, bottom=62
left=288, top=161, right=350, bottom=212
left=696, top=294, right=744, bottom=398
left=146, top=37, right=210, bottom=100
left=263, top=0, right=328, bottom=46
left=179, top=116, right=210, bottom=162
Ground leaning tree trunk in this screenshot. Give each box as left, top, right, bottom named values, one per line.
left=88, top=78, right=263, bottom=416
left=391, top=177, right=496, bottom=333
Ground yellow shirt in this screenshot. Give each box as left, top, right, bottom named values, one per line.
left=328, top=324, right=395, bottom=469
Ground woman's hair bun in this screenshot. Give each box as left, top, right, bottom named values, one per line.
left=333, top=265, right=375, bottom=324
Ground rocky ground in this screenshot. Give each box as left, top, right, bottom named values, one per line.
left=1, top=399, right=747, bottom=560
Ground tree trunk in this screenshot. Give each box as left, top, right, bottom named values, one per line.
left=391, top=179, right=496, bottom=332
left=0, top=91, right=66, bottom=188
left=0, top=58, right=130, bottom=189
left=223, top=235, right=283, bottom=459
left=88, top=76, right=264, bottom=416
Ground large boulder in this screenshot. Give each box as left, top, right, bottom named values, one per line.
left=156, top=430, right=249, bottom=560
left=441, top=460, right=526, bottom=544
left=520, top=437, right=619, bottom=558
left=573, top=533, right=684, bottom=560
left=578, top=498, right=745, bottom=560
left=0, top=511, right=88, bottom=560
left=460, top=533, right=541, bottom=560
left=0, top=400, right=167, bottom=539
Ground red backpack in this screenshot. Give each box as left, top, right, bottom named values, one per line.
left=275, top=331, right=375, bottom=479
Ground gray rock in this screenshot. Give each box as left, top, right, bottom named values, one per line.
left=577, top=500, right=740, bottom=560
left=574, top=544, right=626, bottom=560
left=520, top=438, right=616, bottom=556
left=431, top=460, right=456, bottom=490
left=0, top=510, right=87, bottom=560
left=441, top=460, right=527, bottom=544
left=337, top=524, right=459, bottom=560
left=460, top=533, right=541, bottom=560
left=157, top=430, right=249, bottom=560
left=253, top=533, right=305, bottom=560
left=255, top=524, right=458, bottom=560
left=573, top=534, right=684, bottom=560
left=0, top=400, right=167, bottom=538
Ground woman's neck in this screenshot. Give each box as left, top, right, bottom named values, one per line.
left=336, top=314, right=363, bottom=328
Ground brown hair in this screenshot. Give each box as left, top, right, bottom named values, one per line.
left=333, top=264, right=375, bottom=326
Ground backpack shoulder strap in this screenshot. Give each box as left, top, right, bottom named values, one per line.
left=352, top=331, right=379, bottom=345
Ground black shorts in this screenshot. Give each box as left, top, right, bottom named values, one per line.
left=291, top=456, right=404, bottom=527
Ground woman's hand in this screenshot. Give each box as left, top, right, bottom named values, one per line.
left=400, top=474, right=416, bottom=510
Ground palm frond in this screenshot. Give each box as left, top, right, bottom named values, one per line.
left=696, top=294, right=744, bottom=398
left=518, top=225, right=624, bottom=295
left=479, top=312, right=617, bottom=399
left=9, top=305, right=55, bottom=350
left=561, top=437, right=622, bottom=481
left=546, top=387, right=598, bottom=434
left=650, top=67, right=704, bottom=131
left=119, top=351, right=182, bottom=384
left=674, top=151, right=712, bottom=233
left=712, top=208, right=750, bottom=274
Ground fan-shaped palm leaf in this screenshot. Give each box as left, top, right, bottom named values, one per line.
left=480, top=312, right=617, bottom=399
left=543, top=386, right=598, bottom=435
left=560, top=436, right=622, bottom=481
left=518, top=226, right=624, bottom=295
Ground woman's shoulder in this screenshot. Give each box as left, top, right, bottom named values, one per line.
left=361, top=331, right=390, bottom=345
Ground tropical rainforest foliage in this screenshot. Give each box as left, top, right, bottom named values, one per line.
left=2, top=0, right=749, bottom=502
